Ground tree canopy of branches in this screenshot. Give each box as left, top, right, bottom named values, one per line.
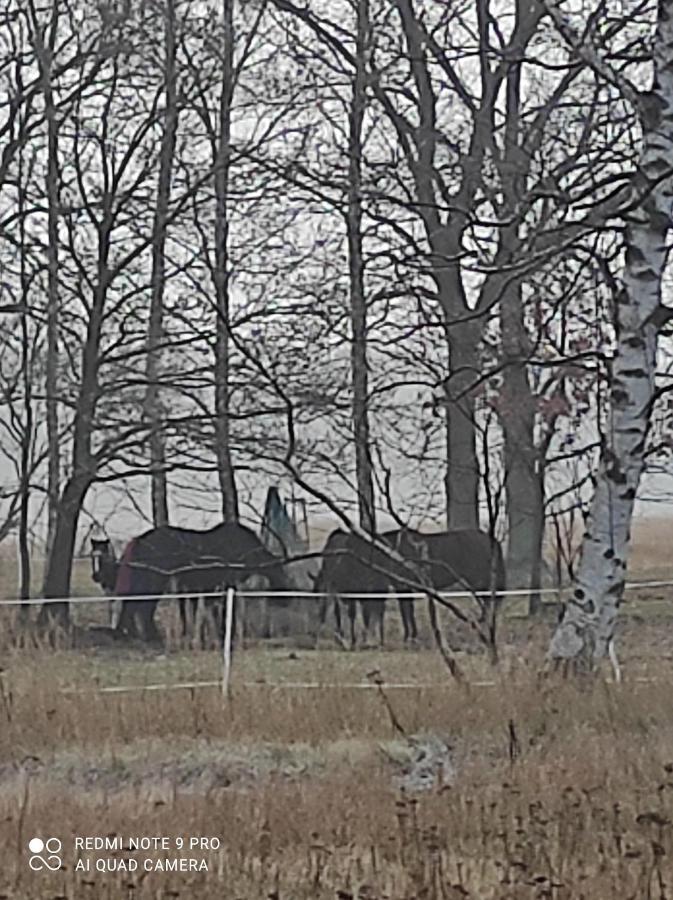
left=0, top=0, right=670, bottom=665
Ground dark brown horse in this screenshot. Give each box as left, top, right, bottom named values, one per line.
left=114, top=522, right=291, bottom=641
left=382, top=528, right=506, bottom=642
left=314, top=530, right=391, bottom=647
left=315, top=527, right=506, bottom=647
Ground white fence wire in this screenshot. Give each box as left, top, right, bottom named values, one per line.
left=1, top=577, right=673, bottom=606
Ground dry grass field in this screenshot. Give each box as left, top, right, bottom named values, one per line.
left=1, top=518, right=673, bottom=897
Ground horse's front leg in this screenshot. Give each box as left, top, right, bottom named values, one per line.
left=109, top=596, right=122, bottom=630
left=348, top=600, right=357, bottom=650
left=198, top=596, right=216, bottom=649
left=333, top=596, right=349, bottom=649
left=399, top=598, right=418, bottom=643
left=178, top=597, right=188, bottom=638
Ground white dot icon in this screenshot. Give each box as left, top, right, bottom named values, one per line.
left=28, top=838, right=44, bottom=854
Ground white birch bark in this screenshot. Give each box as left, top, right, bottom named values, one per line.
left=550, top=1, right=673, bottom=667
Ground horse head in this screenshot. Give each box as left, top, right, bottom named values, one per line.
left=406, top=530, right=430, bottom=561
left=91, top=538, right=118, bottom=591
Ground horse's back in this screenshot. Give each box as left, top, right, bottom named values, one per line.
left=132, top=522, right=264, bottom=562
left=392, top=528, right=505, bottom=592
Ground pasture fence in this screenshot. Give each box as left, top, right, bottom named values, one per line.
left=1, top=578, right=673, bottom=694
left=3, top=576, right=673, bottom=607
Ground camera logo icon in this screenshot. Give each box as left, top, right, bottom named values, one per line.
left=28, top=837, right=62, bottom=871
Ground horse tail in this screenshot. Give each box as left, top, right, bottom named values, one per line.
left=114, top=539, right=137, bottom=596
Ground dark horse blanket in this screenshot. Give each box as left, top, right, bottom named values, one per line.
left=114, top=522, right=289, bottom=640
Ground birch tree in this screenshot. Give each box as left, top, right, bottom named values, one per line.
left=550, top=0, right=673, bottom=669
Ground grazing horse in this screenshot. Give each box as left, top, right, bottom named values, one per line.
left=315, top=527, right=506, bottom=648
left=113, top=522, right=291, bottom=641
left=383, top=528, right=506, bottom=641
left=90, top=538, right=122, bottom=627
left=315, top=530, right=396, bottom=648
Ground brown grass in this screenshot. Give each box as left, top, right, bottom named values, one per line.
left=1, top=628, right=673, bottom=898
left=1, top=521, right=673, bottom=897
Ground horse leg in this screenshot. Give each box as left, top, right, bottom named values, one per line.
left=178, top=597, right=188, bottom=639
left=116, top=599, right=139, bottom=638
left=137, top=600, right=161, bottom=643
left=348, top=600, right=357, bottom=650
left=109, top=596, right=122, bottom=630
left=193, top=596, right=202, bottom=647
left=409, top=602, right=418, bottom=641
left=262, top=597, right=271, bottom=639
left=399, top=599, right=418, bottom=643
left=318, top=597, right=327, bottom=628
left=176, top=586, right=197, bottom=642
left=360, top=600, right=384, bottom=647
left=201, top=597, right=217, bottom=648
left=360, top=600, right=373, bottom=647
left=333, top=595, right=345, bottom=645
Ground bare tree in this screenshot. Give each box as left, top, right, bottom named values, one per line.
left=28, top=0, right=62, bottom=569
left=37, top=4, right=205, bottom=619
left=348, top=0, right=375, bottom=534
left=143, top=0, right=182, bottom=528
left=212, top=0, right=239, bottom=521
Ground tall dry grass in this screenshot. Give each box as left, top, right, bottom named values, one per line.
left=1, top=518, right=673, bottom=897
left=2, top=641, right=673, bottom=898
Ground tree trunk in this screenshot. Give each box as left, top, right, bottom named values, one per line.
left=550, top=2, right=673, bottom=667
left=497, top=23, right=544, bottom=607
left=41, top=213, right=112, bottom=620
left=213, top=0, right=238, bottom=522
left=17, top=142, right=32, bottom=620
left=444, top=321, right=480, bottom=530
left=17, top=335, right=33, bottom=615
left=31, top=3, right=61, bottom=574
left=144, top=0, right=179, bottom=528
left=28, top=0, right=64, bottom=607
left=393, top=1, right=482, bottom=531
left=500, top=280, right=544, bottom=607
left=39, top=475, right=91, bottom=626
left=348, top=0, right=375, bottom=535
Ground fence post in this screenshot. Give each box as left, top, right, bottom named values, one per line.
left=222, top=586, right=235, bottom=699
